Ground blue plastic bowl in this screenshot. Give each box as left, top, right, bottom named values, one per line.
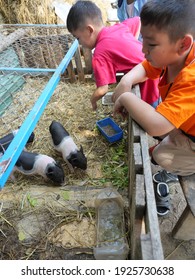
left=96, top=117, right=123, bottom=143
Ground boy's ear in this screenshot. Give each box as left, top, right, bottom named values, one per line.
left=178, top=35, right=193, bottom=54
left=86, top=25, right=94, bottom=35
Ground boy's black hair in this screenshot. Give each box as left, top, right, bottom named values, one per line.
left=140, top=0, right=195, bottom=41
left=66, top=0, right=103, bottom=33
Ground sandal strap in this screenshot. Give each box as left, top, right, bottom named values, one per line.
left=157, top=170, right=178, bottom=182
left=156, top=199, right=170, bottom=210
left=155, top=183, right=170, bottom=211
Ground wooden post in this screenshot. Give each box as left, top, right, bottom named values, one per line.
left=172, top=174, right=195, bottom=240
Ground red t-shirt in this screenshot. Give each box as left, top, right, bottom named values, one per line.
left=92, top=17, right=160, bottom=106
left=93, top=17, right=142, bottom=87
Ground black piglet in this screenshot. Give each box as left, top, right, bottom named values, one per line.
left=49, top=120, right=87, bottom=172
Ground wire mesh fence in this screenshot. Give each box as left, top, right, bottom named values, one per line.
left=0, top=24, right=82, bottom=188
left=0, top=24, right=75, bottom=118
left=0, top=24, right=74, bottom=69
left=1, top=75, right=48, bottom=132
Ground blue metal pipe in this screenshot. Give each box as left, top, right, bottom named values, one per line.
left=0, top=67, right=56, bottom=73
left=0, top=39, right=78, bottom=188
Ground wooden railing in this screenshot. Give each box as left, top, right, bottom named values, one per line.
left=128, top=85, right=164, bottom=260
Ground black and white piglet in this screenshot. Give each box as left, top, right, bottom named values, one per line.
left=49, top=120, right=87, bottom=172
left=13, top=150, right=65, bottom=185
left=0, top=129, right=35, bottom=153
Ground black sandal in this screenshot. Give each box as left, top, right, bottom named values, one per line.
left=153, top=170, right=178, bottom=184
left=155, top=182, right=170, bottom=216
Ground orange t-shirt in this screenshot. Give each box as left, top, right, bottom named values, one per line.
left=142, top=43, right=195, bottom=136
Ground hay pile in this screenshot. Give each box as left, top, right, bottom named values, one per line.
left=0, top=0, right=57, bottom=24
left=0, top=0, right=111, bottom=24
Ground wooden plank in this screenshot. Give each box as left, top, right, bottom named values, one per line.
left=178, top=174, right=195, bottom=216
left=20, top=39, right=37, bottom=68
left=141, top=233, right=153, bottom=260
left=13, top=41, right=26, bottom=67
left=131, top=85, right=142, bottom=141
left=173, top=208, right=195, bottom=240
left=131, top=219, right=143, bottom=259
left=140, top=132, right=164, bottom=259
left=82, top=47, right=92, bottom=74
left=172, top=206, right=195, bottom=240
left=135, top=175, right=146, bottom=219
left=130, top=175, right=145, bottom=260
left=74, top=47, right=85, bottom=81
left=133, top=143, right=143, bottom=173
left=133, top=84, right=163, bottom=259
left=30, top=37, right=49, bottom=68
left=172, top=174, right=195, bottom=240
left=44, top=38, right=57, bottom=68
left=133, top=121, right=141, bottom=142
left=128, top=116, right=136, bottom=258
left=50, top=35, right=67, bottom=68
left=128, top=84, right=164, bottom=259
left=128, top=116, right=135, bottom=199
left=65, top=61, right=76, bottom=82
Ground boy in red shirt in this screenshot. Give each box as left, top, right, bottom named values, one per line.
left=66, top=0, right=160, bottom=110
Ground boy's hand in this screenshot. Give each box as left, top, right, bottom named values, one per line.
left=112, top=78, right=133, bottom=103
left=90, top=95, right=98, bottom=111
left=90, top=85, right=109, bottom=110
left=113, top=96, right=128, bottom=119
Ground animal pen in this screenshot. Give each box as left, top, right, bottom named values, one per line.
left=0, top=24, right=91, bottom=187
left=0, top=24, right=163, bottom=260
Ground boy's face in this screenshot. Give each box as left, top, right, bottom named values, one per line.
left=141, top=25, right=181, bottom=68
left=72, top=26, right=96, bottom=49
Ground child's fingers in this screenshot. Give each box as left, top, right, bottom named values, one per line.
left=113, top=103, right=125, bottom=117
left=121, top=108, right=128, bottom=118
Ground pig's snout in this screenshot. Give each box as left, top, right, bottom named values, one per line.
left=68, top=145, right=87, bottom=170
left=46, top=162, right=65, bottom=185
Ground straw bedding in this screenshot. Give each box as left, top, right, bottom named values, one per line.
left=0, top=79, right=129, bottom=259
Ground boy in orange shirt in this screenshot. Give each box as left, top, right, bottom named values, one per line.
left=113, top=0, right=195, bottom=215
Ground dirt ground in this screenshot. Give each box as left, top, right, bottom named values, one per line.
left=0, top=81, right=129, bottom=260
left=0, top=80, right=195, bottom=260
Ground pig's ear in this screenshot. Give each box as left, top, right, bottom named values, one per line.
left=46, top=165, right=59, bottom=180
left=46, top=164, right=65, bottom=184
left=69, top=154, right=77, bottom=164
left=47, top=166, right=55, bottom=176
left=55, top=161, right=62, bottom=168
left=47, top=163, right=61, bottom=175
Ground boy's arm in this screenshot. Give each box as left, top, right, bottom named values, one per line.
left=112, top=63, right=147, bottom=102
left=90, top=85, right=109, bottom=110
left=113, top=91, right=175, bottom=136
